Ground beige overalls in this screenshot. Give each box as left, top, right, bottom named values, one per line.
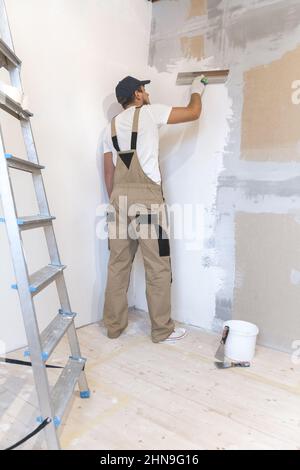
left=103, top=105, right=175, bottom=343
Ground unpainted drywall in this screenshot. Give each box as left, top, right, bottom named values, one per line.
left=233, top=212, right=300, bottom=351
left=187, top=0, right=207, bottom=18
left=241, top=45, right=300, bottom=162
left=180, top=35, right=204, bottom=60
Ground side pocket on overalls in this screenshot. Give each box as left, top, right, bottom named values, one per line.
left=106, top=203, right=115, bottom=251
left=169, top=256, right=173, bottom=284
left=163, top=202, right=172, bottom=283
left=157, top=202, right=171, bottom=258
left=163, top=201, right=169, bottom=228
left=106, top=211, right=110, bottom=251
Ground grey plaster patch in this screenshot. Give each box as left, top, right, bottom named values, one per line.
left=219, top=175, right=300, bottom=199
left=215, top=296, right=232, bottom=320
left=229, top=1, right=300, bottom=49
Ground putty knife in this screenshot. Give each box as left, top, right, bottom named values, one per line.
left=176, top=69, right=229, bottom=86
left=214, top=325, right=230, bottom=362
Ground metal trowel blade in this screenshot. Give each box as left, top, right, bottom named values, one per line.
left=176, top=69, right=230, bottom=86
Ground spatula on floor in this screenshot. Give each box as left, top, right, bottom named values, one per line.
left=214, top=325, right=230, bottom=362
left=215, top=361, right=251, bottom=369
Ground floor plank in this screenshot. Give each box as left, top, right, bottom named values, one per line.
left=1, top=308, right=300, bottom=450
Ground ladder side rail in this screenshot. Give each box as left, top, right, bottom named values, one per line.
left=0, top=125, right=60, bottom=449
left=0, top=1, right=63, bottom=266
left=55, top=274, right=89, bottom=392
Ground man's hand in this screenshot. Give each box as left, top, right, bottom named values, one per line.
left=191, top=75, right=207, bottom=97
left=167, top=75, right=207, bottom=124
left=104, top=152, right=115, bottom=198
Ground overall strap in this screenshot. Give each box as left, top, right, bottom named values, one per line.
left=131, top=106, right=142, bottom=150
left=111, top=116, right=120, bottom=152
left=110, top=105, right=142, bottom=152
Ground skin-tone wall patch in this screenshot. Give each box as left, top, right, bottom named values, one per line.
left=187, top=0, right=207, bottom=19
left=180, top=35, right=204, bottom=60
left=241, top=45, right=300, bottom=162
left=233, top=212, right=300, bottom=352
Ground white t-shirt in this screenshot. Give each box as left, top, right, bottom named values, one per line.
left=103, top=104, right=172, bottom=185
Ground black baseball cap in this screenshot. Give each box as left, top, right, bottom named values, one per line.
left=115, top=76, right=151, bottom=103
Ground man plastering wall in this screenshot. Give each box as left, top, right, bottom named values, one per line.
left=102, top=75, right=206, bottom=343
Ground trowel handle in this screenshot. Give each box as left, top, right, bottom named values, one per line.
left=221, top=326, right=230, bottom=344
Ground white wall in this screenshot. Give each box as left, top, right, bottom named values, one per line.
left=0, top=0, right=152, bottom=352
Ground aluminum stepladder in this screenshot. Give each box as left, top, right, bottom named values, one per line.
left=0, top=1, right=90, bottom=450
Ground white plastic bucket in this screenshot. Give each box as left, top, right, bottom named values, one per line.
left=223, top=320, right=259, bottom=362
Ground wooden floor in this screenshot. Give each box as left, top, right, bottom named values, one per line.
left=1, top=308, right=300, bottom=450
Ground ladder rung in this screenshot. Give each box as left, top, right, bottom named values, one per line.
left=0, top=37, right=21, bottom=70
left=25, top=310, right=76, bottom=361
left=17, top=215, right=55, bottom=230
left=11, top=264, right=66, bottom=295
left=0, top=90, right=33, bottom=120
left=5, top=154, right=44, bottom=172
left=51, top=357, right=86, bottom=426
left=0, top=215, right=55, bottom=230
